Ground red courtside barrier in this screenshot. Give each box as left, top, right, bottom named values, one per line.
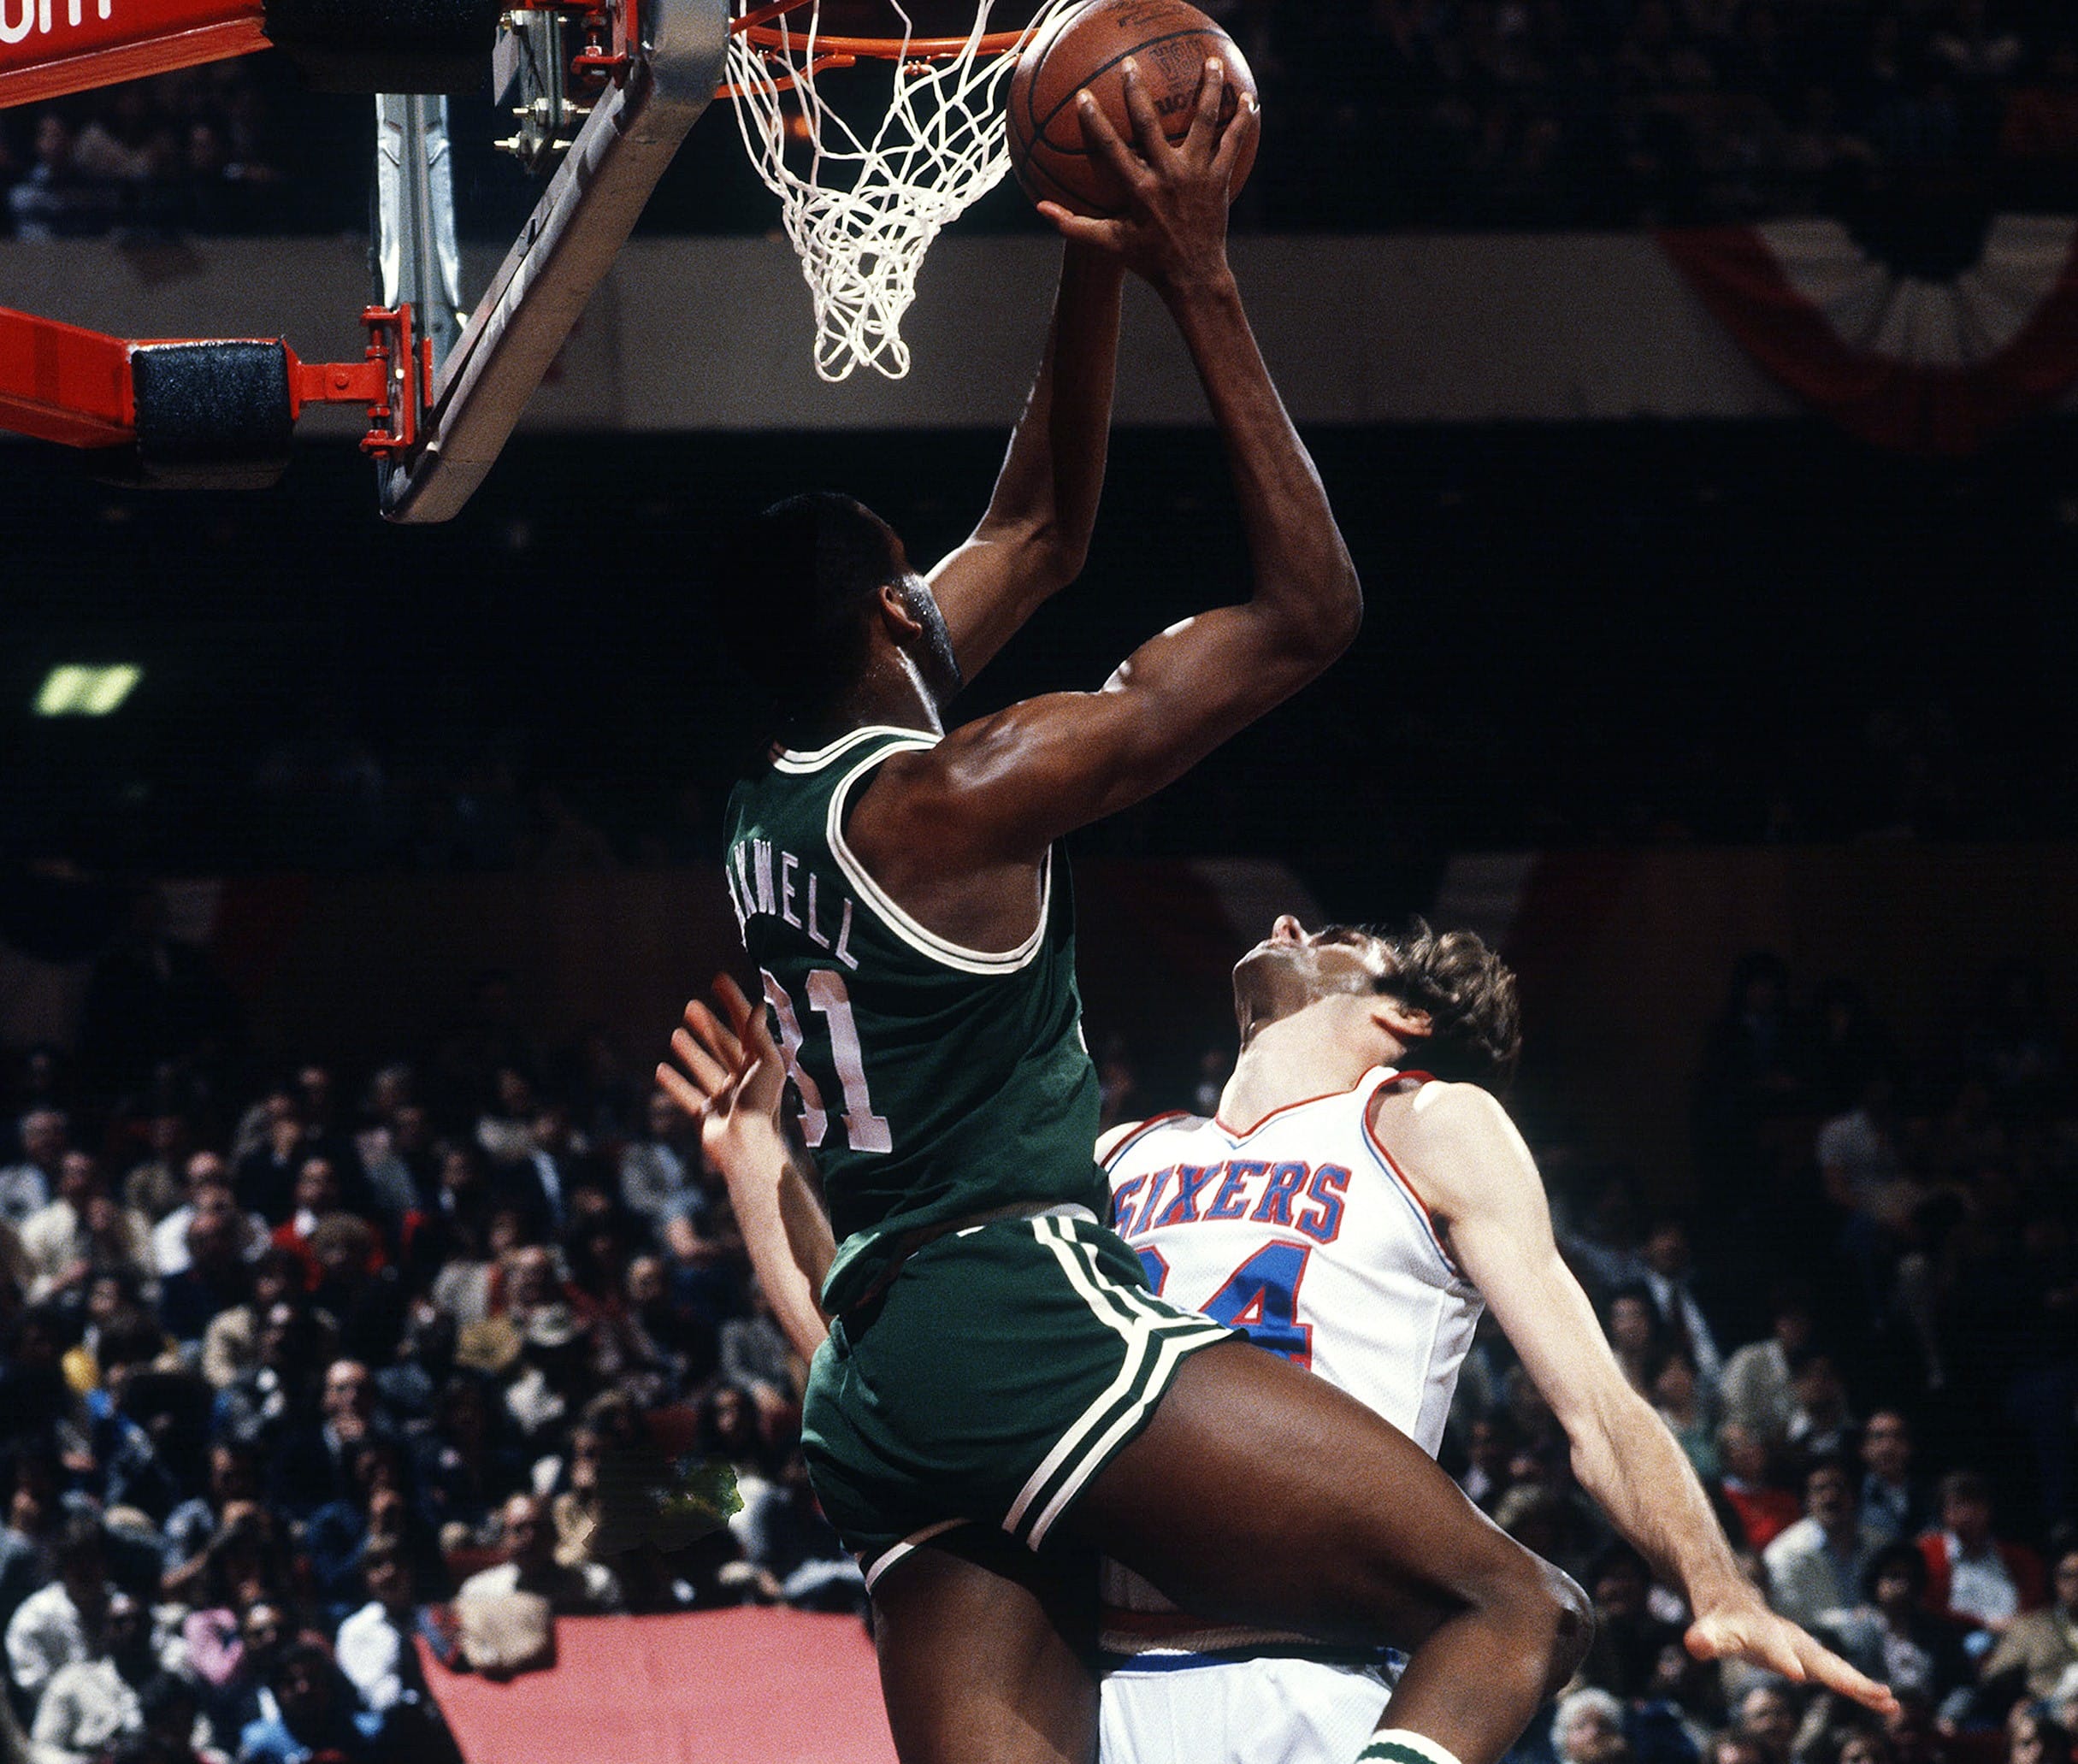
left=418, top=1608, right=898, bottom=1764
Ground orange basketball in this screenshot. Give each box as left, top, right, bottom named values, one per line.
left=1006, top=0, right=1258, bottom=220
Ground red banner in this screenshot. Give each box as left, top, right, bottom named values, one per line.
left=1661, top=217, right=2078, bottom=455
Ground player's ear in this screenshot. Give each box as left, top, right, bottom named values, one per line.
left=877, top=578, right=924, bottom=638
left=1370, top=994, right=1432, bottom=1044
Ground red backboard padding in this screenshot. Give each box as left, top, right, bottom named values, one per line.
left=419, top=1610, right=897, bottom=1764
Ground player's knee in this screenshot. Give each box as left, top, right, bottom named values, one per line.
left=1469, top=1544, right=1592, bottom=1696
left=1532, top=1561, right=1595, bottom=1696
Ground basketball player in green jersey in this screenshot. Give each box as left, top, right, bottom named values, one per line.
left=713, top=65, right=1587, bottom=1764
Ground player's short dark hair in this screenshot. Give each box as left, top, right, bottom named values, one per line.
left=1371, top=919, right=1521, bottom=1090
left=711, top=492, right=907, bottom=719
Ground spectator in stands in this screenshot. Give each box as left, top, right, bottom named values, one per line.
left=160, top=1441, right=258, bottom=1599
left=201, top=1247, right=322, bottom=1393
left=1721, top=1286, right=1815, bottom=1447
left=233, top=1093, right=307, bottom=1224
left=237, top=1637, right=381, bottom=1764
left=334, top=1539, right=435, bottom=1715
left=412, top=1373, right=524, bottom=1552
left=1982, top=1542, right=2078, bottom=1702
left=151, top=1155, right=263, bottom=1278
left=735, top=1449, right=865, bottom=1617
left=269, top=1358, right=394, bottom=1521
left=121, top=1117, right=192, bottom=1227
left=474, top=1070, right=539, bottom=1171
left=1704, top=1736, right=1772, bottom=1764
left=1764, top=1454, right=1885, bottom=1629
left=456, top=1494, right=620, bottom=1614
left=1608, top=1283, right=1667, bottom=1396
left=27, top=1592, right=180, bottom=1764
left=717, top=1284, right=796, bottom=1429
left=269, top=1158, right=347, bottom=1288
left=1734, top=1681, right=1805, bottom=1764
left=306, top=1216, right=402, bottom=1372
left=303, top=1437, right=416, bottom=1620
left=1635, top=1214, right=1724, bottom=1395
left=6, top=1515, right=117, bottom=1711
left=1461, top=1412, right=1522, bottom=1512
left=7, top=117, right=93, bottom=242
left=0, top=1111, right=65, bottom=1232
left=21, top=1153, right=151, bottom=1307
left=1719, top=1422, right=1802, bottom=1552
left=157, top=1199, right=254, bottom=1346
left=1859, top=1412, right=1928, bottom=1545
left=2009, top=1709, right=2072, bottom=1764
left=360, top=1101, right=434, bottom=1230
left=185, top=1591, right=287, bottom=1743
left=1554, top=1686, right=1633, bottom=1764
left=1917, top=1471, right=2047, bottom=1648
left=617, top=1088, right=699, bottom=1236
left=1815, top=1542, right=1974, bottom=1714
left=1578, top=1543, right=1685, bottom=1702
left=1651, top=1346, right=1719, bottom=1481
left=1784, top=1347, right=1857, bottom=1460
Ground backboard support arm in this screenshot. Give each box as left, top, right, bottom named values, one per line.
left=375, top=0, right=727, bottom=523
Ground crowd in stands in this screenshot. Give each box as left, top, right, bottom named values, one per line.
left=1230, top=0, right=2078, bottom=226
left=2, top=0, right=2072, bottom=237
left=0, top=929, right=2067, bottom=1764
left=1, top=66, right=288, bottom=242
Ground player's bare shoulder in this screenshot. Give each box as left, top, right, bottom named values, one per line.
left=1367, top=1077, right=1538, bottom=1224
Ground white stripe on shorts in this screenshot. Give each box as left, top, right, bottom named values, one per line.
left=860, top=1517, right=970, bottom=1593
left=1003, top=1217, right=1229, bottom=1546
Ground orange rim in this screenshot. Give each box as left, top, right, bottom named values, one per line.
left=731, top=0, right=1044, bottom=60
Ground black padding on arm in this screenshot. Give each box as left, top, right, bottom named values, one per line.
left=128, top=340, right=294, bottom=491
left=263, top=0, right=502, bottom=93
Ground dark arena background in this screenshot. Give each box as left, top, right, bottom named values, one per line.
left=3, top=3, right=2078, bottom=1761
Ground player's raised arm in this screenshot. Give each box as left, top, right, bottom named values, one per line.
left=925, top=243, right=1125, bottom=680
left=656, top=977, right=834, bottom=1363
left=855, top=63, right=1359, bottom=869
left=1382, top=1080, right=1898, bottom=1717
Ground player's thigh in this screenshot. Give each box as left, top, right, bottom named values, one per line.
left=1101, top=1659, right=1390, bottom=1764
left=1064, top=1339, right=1545, bottom=1649
left=872, top=1525, right=1101, bottom=1764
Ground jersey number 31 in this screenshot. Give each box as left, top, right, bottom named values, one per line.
left=761, top=969, right=892, bottom=1153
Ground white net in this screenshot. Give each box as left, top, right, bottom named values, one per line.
left=725, top=0, right=1082, bottom=381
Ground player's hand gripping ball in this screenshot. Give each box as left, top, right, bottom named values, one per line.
left=1007, top=0, right=1259, bottom=218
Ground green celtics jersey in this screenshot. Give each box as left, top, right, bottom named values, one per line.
left=723, top=723, right=1107, bottom=1314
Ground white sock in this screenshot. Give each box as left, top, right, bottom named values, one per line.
left=1357, top=1731, right=1472, bottom=1764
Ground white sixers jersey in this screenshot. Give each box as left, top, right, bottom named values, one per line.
left=1100, top=1067, right=1484, bottom=1657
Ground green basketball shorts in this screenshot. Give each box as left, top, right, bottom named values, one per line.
left=802, top=1206, right=1238, bottom=1588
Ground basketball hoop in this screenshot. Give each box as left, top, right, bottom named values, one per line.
left=724, top=0, right=1080, bottom=381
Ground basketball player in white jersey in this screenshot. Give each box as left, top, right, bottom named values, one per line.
left=659, top=918, right=1892, bottom=1764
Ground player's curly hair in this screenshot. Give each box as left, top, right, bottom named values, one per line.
left=709, top=492, right=906, bottom=720
left=1370, top=918, right=1522, bottom=1091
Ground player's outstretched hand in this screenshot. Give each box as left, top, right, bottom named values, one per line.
left=1036, top=56, right=1258, bottom=296
left=657, top=974, right=787, bottom=1172
left=1685, top=1590, right=1899, bottom=1716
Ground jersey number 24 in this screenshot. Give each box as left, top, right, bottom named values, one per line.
left=1136, top=1240, right=1314, bottom=1369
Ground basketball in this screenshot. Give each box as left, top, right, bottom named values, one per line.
left=1006, top=0, right=1259, bottom=220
